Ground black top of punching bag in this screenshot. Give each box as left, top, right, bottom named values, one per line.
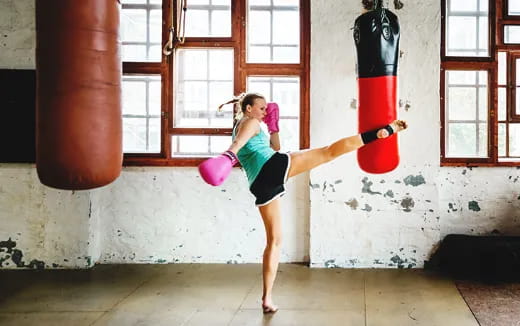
left=354, top=8, right=400, bottom=78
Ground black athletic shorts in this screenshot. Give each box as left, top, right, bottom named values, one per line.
left=249, top=152, right=291, bottom=206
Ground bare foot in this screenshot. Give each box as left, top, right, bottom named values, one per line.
left=261, top=299, right=279, bottom=314
left=377, top=120, right=408, bottom=138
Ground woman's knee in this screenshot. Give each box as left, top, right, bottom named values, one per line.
left=266, top=235, right=283, bottom=247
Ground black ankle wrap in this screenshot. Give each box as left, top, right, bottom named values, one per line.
left=361, top=124, right=394, bottom=144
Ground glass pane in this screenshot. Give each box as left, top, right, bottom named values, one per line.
left=210, top=136, right=231, bottom=153
left=250, top=0, right=270, bottom=5
left=274, top=0, right=299, bottom=6
left=209, top=81, right=234, bottom=127
left=209, top=50, right=233, bottom=80
left=279, top=119, right=299, bottom=151
left=272, top=77, right=300, bottom=116
left=498, top=52, right=507, bottom=85
left=178, top=136, right=206, bottom=154
left=447, top=123, right=477, bottom=157
left=124, top=118, right=145, bottom=153
left=517, top=87, right=520, bottom=115
left=121, top=9, right=147, bottom=42
left=248, top=46, right=271, bottom=62
left=211, top=10, right=231, bottom=36
left=247, top=1, right=300, bottom=63
left=150, top=10, right=162, bottom=43
left=185, top=1, right=231, bottom=37
left=175, top=49, right=234, bottom=128
left=498, top=87, right=507, bottom=121
left=479, top=0, right=488, bottom=12
left=509, top=0, right=520, bottom=15
left=186, top=10, right=209, bottom=36
left=273, top=11, right=299, bottom=44
left=247, top=76, right=300, bottom=150
left=449, top=0, right=478, bottom=12
left=149, top=80, right=161, bottom=116
left=148, top=45, right=162, bottom=62
left=478, top=123, right=488, bottom=157
left=273, top=46, right=299, bottom=63
left=446, top=2, right=489, bottom=58
left=178, top=50, right=208, bottom=80
left=448, top=71, right=476, bottom=85
left=478, top=86, right=487, bottom=121
left=148, top=118, right=161, bottom=153
left=478, top=17, right=488, bottom=51
left=123, top=75, right=161, bottom=116
left=448, top=87, right=477, bottom=120
left=247, top=79, right=271, bottom=99
left=478, top=71, right=487, bottom=85
left=504, top=25, right=520, bottom=44
left=123, top=118, right=160, bottom=153
left=511, top=124, right=520, bottom=156
left=121, top=5, right=162, bottom=62
left=498, top=123, right=506, bottom=156
left=123, top=80, right=147, bottom=116
left=249, top=11, right=271, bottom=44
left=448, top=17, right=477, bottom=50
left=477, top=71, right=488, bottom=122
left=517, top=59, right=520, bottom=86
left=122, top=45, right=147, bottom=62
left=171, top=136, right=231, bottom=157
left=122, top=75, right=161, bottom=154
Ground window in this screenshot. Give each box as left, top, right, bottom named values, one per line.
left=441, top=0, right=520, bottom=165
left=121, top=0, right=310, bottom=166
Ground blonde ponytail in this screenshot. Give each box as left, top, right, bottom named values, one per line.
left=217, top=92, right=265, bottom=126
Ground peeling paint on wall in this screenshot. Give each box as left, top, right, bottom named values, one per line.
left=345, top=198, right=359, bottom=210
left=350, top=99, right=357, bottom=109
left=390, top=254, right=417, bottom=269
left=448, top=202, right=458, bottom=213
left=362, top=177, right=382, bottom=195
left=324, top=259, right=338, bottom=268
left=394, top=0, right=404, bottom=10
left=361, top=204, right=373, bottom=212
left=403, top=175, right=426, bottom=187
left=0, top=238, right=45, bottom=269
left=468, top=201, right=481, bottom=212
left=400, top=197, right=415, bottom=212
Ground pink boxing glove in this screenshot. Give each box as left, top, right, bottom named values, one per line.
left=264, top=102, right=280, bottom=134
left=198, top=150, right=238, bottom=186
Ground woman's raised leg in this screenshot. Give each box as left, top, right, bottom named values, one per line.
left=258, top=198, right=282, bottom=313
left=288, top=120, right=407, bottom=178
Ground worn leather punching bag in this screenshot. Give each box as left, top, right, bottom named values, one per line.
left=36, top=0, right=123, bottom=190
left=354, top=4, right=400, bottom=174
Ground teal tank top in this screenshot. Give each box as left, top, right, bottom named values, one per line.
left=232, top=123, right=275, bottom=185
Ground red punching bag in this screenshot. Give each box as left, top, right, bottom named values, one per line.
left=36, top=0, right=123, bottom=190
left=354, top=4, right=400, bottom=173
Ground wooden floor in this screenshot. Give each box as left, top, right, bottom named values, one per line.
left=0, top=264, right=478, bottom=326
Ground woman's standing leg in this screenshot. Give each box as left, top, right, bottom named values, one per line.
left=258, top=198, right=282, bottom=312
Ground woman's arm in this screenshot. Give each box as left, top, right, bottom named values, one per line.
left=227, top=118, right=260, bottom=154
left=269, top=133, right=280, bottom=151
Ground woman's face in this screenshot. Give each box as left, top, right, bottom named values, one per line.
left=245, top=98, right=267, bottom=121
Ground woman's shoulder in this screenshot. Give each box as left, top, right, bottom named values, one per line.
left=236, top=117, right=260, bottom=133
